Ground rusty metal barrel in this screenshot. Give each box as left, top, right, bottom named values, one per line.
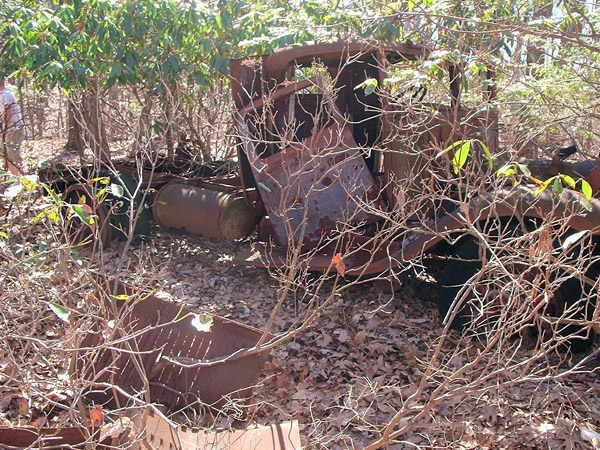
left=153, top=182, right=256, bottom=239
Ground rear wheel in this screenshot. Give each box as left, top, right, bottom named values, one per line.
left=62, top=172, right=151, bottom=247
left=105, top=172, right=151, bottom=242
left=437, top=220, right=596, bottom=350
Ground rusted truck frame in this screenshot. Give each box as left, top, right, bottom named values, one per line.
left=40, top=40, right=600, bottom=333
left=228, top=40, right=600, bottom=274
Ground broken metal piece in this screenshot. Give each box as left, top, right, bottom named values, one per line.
left=0, top=426, right=100, bottom=449
left=129, top=408, right=301, bottom=450
left=75, top=281, right=272, bottom=414
left=0, top=411, right=302, bottom=450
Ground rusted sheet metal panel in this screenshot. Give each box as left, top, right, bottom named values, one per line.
left=383, top=107, right=499, bottom=217
left=264, top=40, right=426, bottom=74
left=75, top=282, right=271, bottom=413
left=0, top=426, right=99, bottom=449
left=250, top=123, right=381, bottom=249
left=130, top=408, right=301, bottom=450
left=236, top=185, right=600, bottom=275
left=0, top=413, right=301, bottom=450
left=153, top=182, right=256, bottom=239
left=238, top=89, right=382, bottom=250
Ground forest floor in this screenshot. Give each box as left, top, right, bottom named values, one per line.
left=2, top=138, right=600, bottom=449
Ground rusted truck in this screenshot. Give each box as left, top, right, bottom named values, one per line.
left=42, top=40, right=600, bottom=333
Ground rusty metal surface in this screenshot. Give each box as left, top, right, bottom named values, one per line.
left=264, top=40, right=425, bottom=73
left=237, top=78, right=382, bottom=249
left=153, top=182, right=257, bottom=239
left=245, top=123, right=381, bottom=249
left=76, top=281, right=271, bottom=413
left=235, top=184, right=600, bottom=275
left=0, top=426, right=97, bottom=449
left=0, top=411, right=301, bottom=450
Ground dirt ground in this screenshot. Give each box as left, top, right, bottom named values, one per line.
left=3, top=138, right=600, bottom=449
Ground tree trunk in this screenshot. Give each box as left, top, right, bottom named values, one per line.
left=132, top=93, right=154, bottom=156
left=65, top=99, right=85, bottom=157
left=65, top=82, right=110, bottom=164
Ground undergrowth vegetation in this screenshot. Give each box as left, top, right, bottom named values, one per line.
left=1, top=1, right=600, bottom=449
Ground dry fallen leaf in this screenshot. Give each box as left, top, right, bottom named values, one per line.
left=100, top=417, right=136, bottom=441
left=338, top=329, right=350, bottom=343
left=354, top=330, right=367, bottom=344
left=90, top=405, right=103, bottom=427
left=16, top=397, right=29, bottom=417
left=30, top=414, right=47, bottom=428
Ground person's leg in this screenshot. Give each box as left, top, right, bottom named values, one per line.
left=3, top=129, right=24, bottom=175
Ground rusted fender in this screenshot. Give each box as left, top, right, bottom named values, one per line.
left=74, top=280, right=273, bottom=414
left=350, top=185, right=600, bottom=276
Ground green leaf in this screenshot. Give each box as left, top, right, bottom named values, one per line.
left=560, top=174, right=576, bottom=188
left=42, top=183, right=63, bottom=204
left=534, top=177, right=554, bottom=196
left=47, top=208, right=60, bottom=223
left=108, top=63, right=122, bottom=83
left=477, top=140, right=493, bottom=170
left=439, top=139, right=465, bottom=157
left=190, top=313, right=213, bottom=332
left=354, top=78, right=378, bottom=95
left=110, top=183, right=124, bottom=197
left=89, top=176, right=110, bottom=185
left=452, top=140, right=471, bottom=174
left=112, top=294, right=130, bottom=301
left=95, top=187, right=108, bottom=200
left=70, top=204, right=96, bottom=225
left=496, top=164, right=514, bottom=177
left=553, top=177, right=564, bottom=196
left=9, top=22, right=20, bottom=37
left=581, top=180, right=593, bottom=200
left=517, top=163, right=531, bottom=177
left=33, top=208, right=49, bottom=224
left=257, top=181, right=272, bottom=193
left=48, top=302, right=70, bottom=322
left=20, top=175, right=38, bottom=191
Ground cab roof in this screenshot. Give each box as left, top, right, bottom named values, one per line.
left=264, top=40, right=426, bottom=72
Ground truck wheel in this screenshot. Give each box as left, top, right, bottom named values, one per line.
left=104, top=172, right=151, bottom=242
left=63, top=173, right=151, bottom=248
left=437, top=222, right=595, bottom=351
left=437, top=235, right=481, bottom=332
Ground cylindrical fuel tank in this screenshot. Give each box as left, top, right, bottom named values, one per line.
left=153, top=183, right=256, bottom=240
